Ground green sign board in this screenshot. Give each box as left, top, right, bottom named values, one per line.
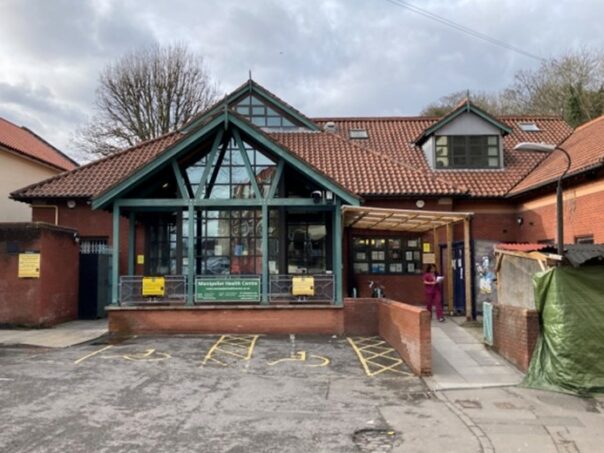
left=195, top=278, right=261, bottom=302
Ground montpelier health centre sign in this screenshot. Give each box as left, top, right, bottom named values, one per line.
left=195, top=277, right=261, bottom=302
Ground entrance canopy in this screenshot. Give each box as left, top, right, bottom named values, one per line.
left=343, top=205, right=474, bottom=320
left=342, top=206, right=472, bottom=232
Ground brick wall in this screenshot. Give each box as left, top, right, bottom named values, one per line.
left=32, top=203, right=145, bottom=275
left=517, top=178, right=604, bottom=244
left=491, top=303, right=540, bottom=372
left=344, top=298, right=432, bottom=376
left=0, top=223, right=79, bottom=327
left=109, top=306, right=345, bottom=335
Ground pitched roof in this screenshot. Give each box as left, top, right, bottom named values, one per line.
left=314, top=116, right=572, bottom=197
left=0, top=117, right=77, bottom=171
left=10, top=80, right=575, bottom=202
left=509, top=115, right=604, bottom=195
left=413, top=99, right=513, bottom=146
left=11, top=132, right=182, bottom=200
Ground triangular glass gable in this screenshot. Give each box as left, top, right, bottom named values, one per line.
left=186, top=135, right=279, bottom=200
left=233, top=95, right=299, bottom=129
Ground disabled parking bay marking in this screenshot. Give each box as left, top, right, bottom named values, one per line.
left=347, top=336, right=413, bottom=378
left=74, top=345, right=114, bottom=365
left=200, top=334, right=260, bottom=367
left=267, top=351, right=330, bottom=368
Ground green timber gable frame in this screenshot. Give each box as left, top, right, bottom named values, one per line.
left=93, top=107, right=359, bottom=308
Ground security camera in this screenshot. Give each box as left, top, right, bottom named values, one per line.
left=311, top=190, right=323, bottom=203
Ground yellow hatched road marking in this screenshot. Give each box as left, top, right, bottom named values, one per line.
left=347, top=337, right=413, bottom=378
left=201, top=335, right=260, bottom=367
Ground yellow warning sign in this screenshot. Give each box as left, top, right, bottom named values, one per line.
left=137, top=254, right=145, bottom=265
left=142, top=276, right=165, bottom=297
left=18, top=253, right=40, bottom=278
left=292, top=276, right=314, bottom=296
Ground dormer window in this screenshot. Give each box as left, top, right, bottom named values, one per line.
left=435, top=135, right=500, bottom=169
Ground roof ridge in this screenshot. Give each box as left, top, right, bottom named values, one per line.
left=313, top=116, right=441, bottom=122
left=505, top=128, right=575, bottom=196
left=324, top=129, right=468, bottom=194
left=11, top=130, right=182, bottom=199
left=573, top=114, right=604, bottom=133
left=19, top=126, right=79, bottom=167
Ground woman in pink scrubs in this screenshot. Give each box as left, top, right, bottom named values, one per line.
left=423, top=264, right=444, bottom=322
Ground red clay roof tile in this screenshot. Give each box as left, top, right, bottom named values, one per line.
left=0, top=117, right=77, bottom=171
left=509, top=115, right=604, bottom=195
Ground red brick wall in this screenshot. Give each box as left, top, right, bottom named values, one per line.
left=0, top=223, right=79, bottom=327
left=377, top=299, right=432, bottom=375
left=32, top=203, right=145, bottom=275
left=517, top=179, right=604, bottom=244
left=109, top=306, right=345, bottom=335
left=492, top=303, right=540, bottom=372
left=344, top=298, right=432, bottom=375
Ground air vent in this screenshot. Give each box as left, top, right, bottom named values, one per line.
left=518, top=122, right=540, bottom=132
left=323, top=121, right=337, bottom=132
left=349, top=128, right=369, bottom=139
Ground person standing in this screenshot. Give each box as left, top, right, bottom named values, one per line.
left=423, top=264, right=444, bottom=322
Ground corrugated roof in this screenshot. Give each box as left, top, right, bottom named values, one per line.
left=0, top=117, right=77, bottom=171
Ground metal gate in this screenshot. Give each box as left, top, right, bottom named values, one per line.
left=78, top=239, right=112, bottom=319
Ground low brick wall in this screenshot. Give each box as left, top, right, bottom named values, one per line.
left=0, top=223, right=79, bottom=327
left=492, top=303, right=540, bottom=372
left=344, top=298, right=431, bottom=376
left=377, top=300, right=432, bottom=376
left=108, top=298, right=431, bottom=375
left=108, top=305, right=345, bottom=335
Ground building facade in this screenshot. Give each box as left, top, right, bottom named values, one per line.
left=0, top=117, right=77, bottom=221
left=10, top=80, right=603, bottom=321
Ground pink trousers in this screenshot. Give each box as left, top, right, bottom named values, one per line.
left=425, top=290, right=443, bottom=319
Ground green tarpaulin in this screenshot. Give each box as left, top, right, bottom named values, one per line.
left=523, top=265, right=604, bottom=395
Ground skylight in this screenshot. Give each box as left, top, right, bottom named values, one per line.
left=349, top=128, right=369, bottom=139
left=518, top=122, right=540, bottom=132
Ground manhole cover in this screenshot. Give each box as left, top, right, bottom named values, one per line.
left=353, top=428, right=397, bottom=452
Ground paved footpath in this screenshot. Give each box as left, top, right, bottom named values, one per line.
left=415, top=318, right=604, bottom=453
left=0, top=319, right=107, bottom=348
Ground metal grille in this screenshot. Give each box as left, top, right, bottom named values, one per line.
left=80, top=239, right=111, bottom=255
left=119, top=275, right=187, bottom=305
left=269, top=274, right=334, bottom=304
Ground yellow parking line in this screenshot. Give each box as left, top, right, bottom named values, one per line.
left=74, top=345, right=113, bottom=365
left=347, top=337, right=413, bottom=378
left=200, top=335, right=260, bottom=367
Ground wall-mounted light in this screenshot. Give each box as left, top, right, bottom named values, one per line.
left=162, top=182, right=169, bottom=189
left=416, top=199, right=425, bottom=209
left=67, top=200, right=76, bottom=209
left=516, top=216, right=524, bottom=225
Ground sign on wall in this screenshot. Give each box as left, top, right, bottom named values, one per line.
left=18, top=253, right=40, bottom=278
left=195, top=278, right=261, bottom=302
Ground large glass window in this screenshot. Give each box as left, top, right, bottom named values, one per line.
left=234, top=95, right=298, bottom=129
left=435, top=135, right=500, bottom=169
left=352, top=236, right=422, bottom=275
left=287, top=216, right=327, bottom=274
left=186, top=139, right=277, bottom=199
left=147, top=216, right=179, bottom=275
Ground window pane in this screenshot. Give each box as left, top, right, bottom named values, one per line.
left=487, top=136, right=498, bottom=145
left=488, top=158, right=499, bottom=167
left=435, top=136, right=447, bottom=146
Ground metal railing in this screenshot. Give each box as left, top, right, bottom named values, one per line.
left=119, top=275, right=187, bottom=305
left=269, top=274, right=335, bottom=304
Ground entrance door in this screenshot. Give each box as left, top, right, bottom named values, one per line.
left=440, top=241, right=468, bottom=315
left=452, top=242, right=466, bottom=315
left=78, top=239, right=111, bottom=319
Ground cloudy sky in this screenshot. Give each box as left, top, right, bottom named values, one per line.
left=0, top=0, right=603, bottom=160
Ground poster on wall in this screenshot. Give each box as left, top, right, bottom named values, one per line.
left=18, top=253, right=40, bottom=278
left=474, top=240, right=498, bottom=314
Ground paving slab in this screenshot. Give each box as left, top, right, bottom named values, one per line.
left=0, top=319, right=107, bottom=348
left=425, top=318, right=523, bottom=391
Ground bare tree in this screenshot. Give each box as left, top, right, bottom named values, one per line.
left=420, top=89, right=510, bottom=117
left=420, top=49, right=604, bottom=127
left=77, top=43, right=219, bottom=156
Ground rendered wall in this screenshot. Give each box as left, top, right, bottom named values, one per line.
left=0, top=149, right=61, bottom=222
